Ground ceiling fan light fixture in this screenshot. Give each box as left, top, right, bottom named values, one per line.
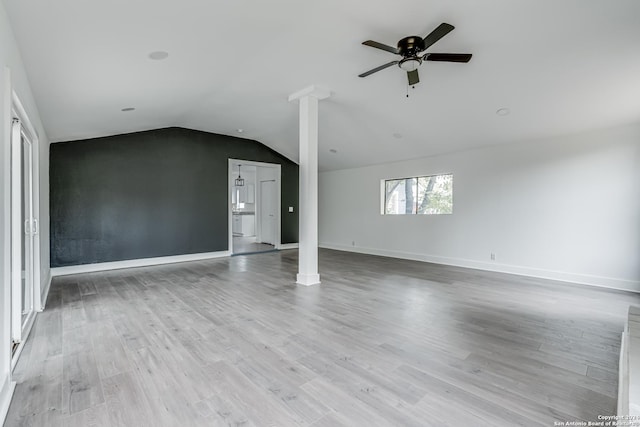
left=398, top=57, right=421, bottom=72
left=358, top=22, right=471, bottom=87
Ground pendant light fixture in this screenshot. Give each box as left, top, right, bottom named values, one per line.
left=235, top=164, right=245, bottom=187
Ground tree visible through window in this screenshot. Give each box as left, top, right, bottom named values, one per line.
left=384, top=174, right=453, bottom=215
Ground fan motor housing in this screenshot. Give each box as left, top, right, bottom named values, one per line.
left=397, top=36, right=426, bottom=57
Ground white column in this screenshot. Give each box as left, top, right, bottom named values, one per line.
left=288, top=85, right=330, bottom=286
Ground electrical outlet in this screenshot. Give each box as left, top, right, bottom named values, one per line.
left=490, top=253, right=496, bottom=261
left=288, top=206, right=294, bottom=213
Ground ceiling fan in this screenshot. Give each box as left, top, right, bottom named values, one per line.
left=358, top=22, right=472, bottom=86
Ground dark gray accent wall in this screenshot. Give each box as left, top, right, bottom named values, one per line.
left=50, top=127, right=298, bottom=267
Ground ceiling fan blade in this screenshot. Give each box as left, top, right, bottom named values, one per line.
left=407, top=69, right=419, bottom=86
left=422, top=23, right=455, bottom=50
left=362, top=40, right=400, bottom=54
left=358, top=60, right=399, bottom=78
left=424, top=53, right=472, bottom=63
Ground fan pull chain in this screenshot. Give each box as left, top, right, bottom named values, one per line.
left=406, top=84, right=416, bottom=98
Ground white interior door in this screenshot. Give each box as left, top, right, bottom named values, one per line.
left=260, top=180, right=276, bottom=245
left=11, top=119, right=37, bottom=344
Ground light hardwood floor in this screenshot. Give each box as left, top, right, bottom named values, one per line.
left=5, top=249, right=639, bottom=426
left=232, top=236, right=275, bottom=255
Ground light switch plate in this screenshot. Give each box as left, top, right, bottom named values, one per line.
left=288, top=206, right=294, bottom=212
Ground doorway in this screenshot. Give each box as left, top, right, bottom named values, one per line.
left=10, top=94, right=41, bottom=362
left=229, top=159, right=281, bottom=255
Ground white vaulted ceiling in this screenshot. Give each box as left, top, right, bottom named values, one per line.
left=4, top=0, right=640, bottom=170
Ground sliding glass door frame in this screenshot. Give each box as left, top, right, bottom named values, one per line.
left=10, top=93, right=41, bottom=355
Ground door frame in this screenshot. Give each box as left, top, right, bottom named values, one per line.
left=228, top=159, right=281, bottom=254
left=10, top=91, right=41, bottom=364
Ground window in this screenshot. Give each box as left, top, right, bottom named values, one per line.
left=383, top=173, right=453, bottom=215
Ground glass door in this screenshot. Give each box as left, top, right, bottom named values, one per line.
left=11, top=118, right=36, bottom=348
left=21, top=131, right=34, bottom=324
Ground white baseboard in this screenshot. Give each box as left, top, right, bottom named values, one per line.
left=279, top=243, right=299, bottom=250
left=39, top=270, right=52, bottom=311
left=0, top=377, right=16, bottom=426
left=319, top=243, right=640, bottom=293
left=51, top=251, right=231, bottom=277
left=296, top=273, right=321, bottom=286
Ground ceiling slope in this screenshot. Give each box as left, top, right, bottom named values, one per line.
left=4, top=0, right=640, bottom=170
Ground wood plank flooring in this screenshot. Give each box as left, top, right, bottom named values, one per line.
left=233, top=236, right=275, bottom=255
left=5, top=249, right=640, bottom=426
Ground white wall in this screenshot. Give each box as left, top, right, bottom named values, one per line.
left=319, top=122, right=640, bottom=292
left=0, top=1, right=49, bottom=421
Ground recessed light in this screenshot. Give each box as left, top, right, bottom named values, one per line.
left=393, top=133, right=403, bottom=139
left=329, top=149, right=337, bottom=154
left=121, top=107, right=135, bottom=112
left=496, top=108, right=510, bottom=116
left=148, top=51, right=169, bottom=60
left=236, top=129, right=244, bottom=133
